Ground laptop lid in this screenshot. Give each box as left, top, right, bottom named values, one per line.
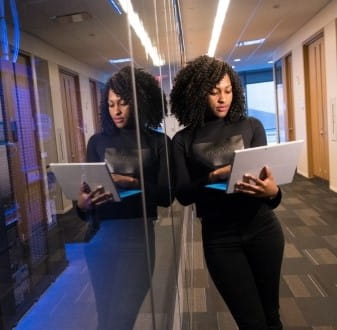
left=206, top=140, right=304, bottom=194
left=49, top=162, right=141, bottom=201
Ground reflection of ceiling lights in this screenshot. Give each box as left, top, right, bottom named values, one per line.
left=109, top=57, right=132, bottom=64
left=1, top=0, right=20, bottom=62
left=108, top=0, right=122, bottom=15
left=110, top=0, right=164, bottom=66
left=207, top=0, right=230, bottom=57
left=236, top=38, right=265, bottom=47
left=0, top=0, right=20, bottom=63
left=49, top=12, right=92, bottom=24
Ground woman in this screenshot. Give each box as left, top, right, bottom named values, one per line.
left=77, top=65, right=172, bottom=219
left=170, top=55, right=284, bottom=330
left=77, top=66, right=173, bottom=330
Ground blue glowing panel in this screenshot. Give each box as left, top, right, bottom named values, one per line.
left=14, top=86, right=39, bottom=173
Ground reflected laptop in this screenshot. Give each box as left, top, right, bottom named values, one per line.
left=49, top=162, right=141, bottom=201
left=205, top=140, right=304, bottom=194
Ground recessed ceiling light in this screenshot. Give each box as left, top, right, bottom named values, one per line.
left=236, top=38, right=265, bottom=47
left=50, top=12, right=92, bottom=24
left=268, top=60, right=274, bottom=64
left=109, top=58, right=132, bottom=64
left=233, top=58, right=241, bottom=62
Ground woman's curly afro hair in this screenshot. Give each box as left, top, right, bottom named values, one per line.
left=170, top=55, right=246, bottom=130
left=101, top=66, right=167, bottom=134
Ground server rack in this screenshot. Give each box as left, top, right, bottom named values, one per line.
left=0, top=56, right=68, bottom=330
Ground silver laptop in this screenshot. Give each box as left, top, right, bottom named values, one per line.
left=49, top=162, right=141, bottom=201
left=206, top=140, right=304, bottom=193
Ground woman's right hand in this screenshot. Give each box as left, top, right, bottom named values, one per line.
left=77, top=182, right=114, bottom=211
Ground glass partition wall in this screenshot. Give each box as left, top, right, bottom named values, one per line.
left=0, top=1, right=185, bottom=330
left=123, top=1, right=184, bottom=329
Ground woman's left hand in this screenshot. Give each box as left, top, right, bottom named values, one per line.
left=234, top=165, right=279, bottom=198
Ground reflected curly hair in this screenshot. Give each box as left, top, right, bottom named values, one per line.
left=170, top=55, right=246, bottom=130
left=101, top=66, right=167, bottom=134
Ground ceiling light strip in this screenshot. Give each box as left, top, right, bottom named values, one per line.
left=236, top=38, right=265, bottom=47
left=207, top=0, right=230, bottom=57
left=245, top=19, right=282, bottom=62
left=10, top=0, right=20, bottom=62
left=226, top=0, right=263, bottom=62
left=117, top=0, right=164, bottom=66
left=172, top=0, right=185, bottom=65
left=109, top=57, right=132, bottom=63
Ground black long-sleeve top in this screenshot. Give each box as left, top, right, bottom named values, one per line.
left=172, top=117, right=281, bottom=220
left=83, top=127, right=173, bottom=220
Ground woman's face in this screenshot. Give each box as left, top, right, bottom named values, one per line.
left=207, top=74, right=233, bottom=119
left=108, top=89, right=132, bottom=128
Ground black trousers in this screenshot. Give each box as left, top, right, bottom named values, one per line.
left=202, top=206, right=284, bottom=330
left=85, top=218, right=155, bottom=330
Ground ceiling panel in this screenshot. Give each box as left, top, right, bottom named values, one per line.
left=10, top=0, right=334, bottom=73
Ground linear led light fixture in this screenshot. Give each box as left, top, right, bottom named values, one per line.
left=113, top=0, right=164, bottom=66
left=108, top=0, right=122, bottom=15
left=10, top=0, right=20, bottom=62
left=0, top=0, right=10, bottom=60
left=109, top=57, right=132, bottom=64
left=236, top=38, right=265, bottom=47
left=207, top=0, right=230, bottom=57
left=0, top=0, right=20, bottom=62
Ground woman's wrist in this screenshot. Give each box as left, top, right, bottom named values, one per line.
left=131, top=177, right=139, bottom=188
left=268, top=187, right=280, bottom=199
left=79, top=204, right=93, bottom=212
left=77, top=198, right=94, bottom=212
left=209, top=170, right=218, bottom=183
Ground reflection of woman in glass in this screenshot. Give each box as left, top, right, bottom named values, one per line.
left=170, top=55, right=284, bottom=329
left=77, top=66, right=172, bottom=329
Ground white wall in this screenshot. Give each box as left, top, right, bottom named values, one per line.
left=324, top=19, right=337, bottom=192
left=273, top=0, right=337, bottom=192
left=19, top=29, right=107, bottom=146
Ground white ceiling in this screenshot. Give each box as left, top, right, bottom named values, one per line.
left=13, top=0, right=333, bottom=74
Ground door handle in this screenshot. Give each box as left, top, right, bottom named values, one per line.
left=10, top=121, right=18, bottom=142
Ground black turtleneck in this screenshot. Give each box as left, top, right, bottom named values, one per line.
left=172, top=116, right=281, bottom=219
left=84, top=128, right=173, bottom=219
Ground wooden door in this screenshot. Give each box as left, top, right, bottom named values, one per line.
left=59, top=70, right=85, bottom=162
left=284, top=54, right=295, bottom=141
left=89, top=79, right=102, bottom=133
left=305, top=35, right=329, bottom=180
